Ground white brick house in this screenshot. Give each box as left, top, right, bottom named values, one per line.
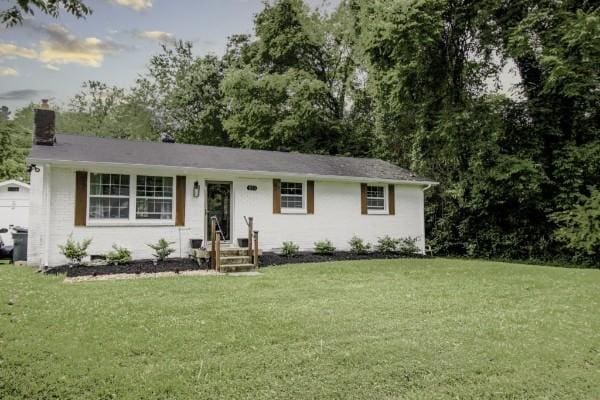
left=26, top=107, right=437, bottom=267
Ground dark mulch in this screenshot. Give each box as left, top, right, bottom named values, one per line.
left=45, top=257, right=204, bottom=277
left=260, top=251, right=426, bottom=267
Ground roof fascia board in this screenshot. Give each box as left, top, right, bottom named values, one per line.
left=27, top=158, right=439, bottom=186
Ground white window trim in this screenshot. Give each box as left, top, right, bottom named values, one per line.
left=86, top=172, right=177, bottom=226
left=366, top=184, right=388, bottom=215
left=280, top=180, right=307, bottom=214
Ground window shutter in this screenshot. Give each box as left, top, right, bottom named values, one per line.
left=273, top=179, right=281, bottom=214
left=307, top=180, right=315, bottom=214
left=175, top=176, right=186, bottom=226
left=74, top=171, right=87, bottom=226
left=388, top=184, right=395, bottom=215
left=360, top=183, right=368, bottom=215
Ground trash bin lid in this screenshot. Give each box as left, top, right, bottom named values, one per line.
left=12, top=226, right=28, bottom=233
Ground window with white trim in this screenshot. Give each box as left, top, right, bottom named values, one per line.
left=366, top=185, right=385, bottom=210
left=89, top=173, right=130, bottom=219
left=281, top=182, right=304, bottom=209
left=135, top=176, right=173, bottom=220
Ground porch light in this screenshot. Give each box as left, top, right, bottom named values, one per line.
left=193, top=181, right=200, bottom=198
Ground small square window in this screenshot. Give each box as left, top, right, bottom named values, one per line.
left=366, top=185, right=385, bottom=210
left=7, top=187, right=19, bottom=192
left=281, top=182, right=304, bottom=209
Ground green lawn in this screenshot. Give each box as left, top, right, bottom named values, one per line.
left=1, top=259, right=599, bottom=399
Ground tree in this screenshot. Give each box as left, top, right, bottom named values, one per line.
left=553, top=189, right=600, bottom=265
left=221, top=0, right=370, bottom=155
left=0, top=111, right=29, bottom=181
left=62, top=81, right=156, bottom=140
left=1, top=0, right=92, bottom=27
left=135, top=42, right=229, bottom=146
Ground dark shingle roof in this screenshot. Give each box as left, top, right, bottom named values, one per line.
left=28, top=134, right=436, bottom=184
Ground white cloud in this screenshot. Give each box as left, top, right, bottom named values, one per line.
left=0, top=66, right=18, bottom=76
left=136, top=30, right=175, bottom=43
left=0, top=43, right=37, bottom=59
left=110, top=0, right=152, bottom=11
left=37, top=24, right=123, bottom=67
left=44, top=64, right=60, bottom=71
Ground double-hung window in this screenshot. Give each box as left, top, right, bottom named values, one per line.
left=136, top=176, right=173, bottom=220
left=87, top=173, right=174, bottom=222
left=366, top=185, right=386, bottom=211
left=89, top=173, right=130, bottom=219
left=281, top=182, right=304, bottom=209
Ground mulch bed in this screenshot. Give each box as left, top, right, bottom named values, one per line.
left=260, top=251, right=426, bottom=267
left=45, top=257, right=204, bottom=277
left=45, top=252, right=426, bottom=277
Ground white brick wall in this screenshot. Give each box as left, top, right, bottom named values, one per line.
left=28, top=165, right=427, bottom=266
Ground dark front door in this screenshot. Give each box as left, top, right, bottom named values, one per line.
left=206, top=182, right=232, bottom=242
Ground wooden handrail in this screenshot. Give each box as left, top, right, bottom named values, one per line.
left=247, top=217, right=253, bottom=257
left=210, top=217, right=216, bottom=270
left=215, top=232, right=221, bottom=272
left=253, top=230, right=259, bottom=269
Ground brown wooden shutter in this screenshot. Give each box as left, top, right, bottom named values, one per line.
left=74, top=171, right=87, bottom=226
left=307, top=180, right=315, bottom=214
left=388, top=184, right=395, bottom=215
left=175, top=176, right=186, bottom=226
left=273, top=179, right=281, bottom=213
left=360, top=183, right=368, bottom=215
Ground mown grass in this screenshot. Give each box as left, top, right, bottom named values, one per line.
left=1, top=259, right=599, bottom=399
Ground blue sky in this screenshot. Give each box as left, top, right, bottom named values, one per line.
left=0, top=0, right=336, bottom=112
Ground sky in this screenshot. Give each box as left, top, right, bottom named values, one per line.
left=0, top=0, right=336, bottom=112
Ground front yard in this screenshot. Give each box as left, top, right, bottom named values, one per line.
left=1, top=259, right=598, bottom=399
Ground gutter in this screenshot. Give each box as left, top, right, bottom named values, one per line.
left=26, top=157, right=440, bottom=187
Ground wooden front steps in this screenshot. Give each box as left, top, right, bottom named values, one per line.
left=191, top=247, right=260, bottom=273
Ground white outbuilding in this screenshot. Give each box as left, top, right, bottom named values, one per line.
left=0, top=180, right=30, bottom=246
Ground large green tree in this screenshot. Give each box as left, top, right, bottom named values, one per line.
left=135, top=42, right=229, bottom=146
left=221, top=0, right=377, bottom=155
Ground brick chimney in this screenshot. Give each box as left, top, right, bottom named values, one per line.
left=33, top=99, right=55, bottom=145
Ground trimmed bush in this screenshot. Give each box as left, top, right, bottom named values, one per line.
left=105, top=244, right=132, bottom=265
left=375, top=235, right=397, bottom=253
left=314, top=239, right=336, bottom=255
left=147, top=239, right=175, bottom=262
left=281, top=241, right=299, bottom=257
left=349, top=235, right=371, bottom=254
left=58, top=237, right=92, bottom=265
left=397, top=237, right=420, bottom=255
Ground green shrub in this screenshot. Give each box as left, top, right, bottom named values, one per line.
left=397, top=237, right=419, bottom=255
left=349, top=235, right=370, bottom=254
left=375, top=235, right=397, bottom=253
left=147, top=239, right=175, bottom=261
left=58, top=237, right=92, bottom=265
left=105, top=244, right=132, bottom=265
left=314, top=239, right=336, bottom=254
left=281, top=241, right=299, bottom=257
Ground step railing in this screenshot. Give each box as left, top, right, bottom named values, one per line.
left=244, top=216, right=259, bottom=269
left=212, top=216, right=260, bottom=271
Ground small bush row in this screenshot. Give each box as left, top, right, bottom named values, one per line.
left=58, top=236, right=175, bottom=265
left=280, top=235, right=420, bottom=257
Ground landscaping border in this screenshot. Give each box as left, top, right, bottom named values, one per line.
left=45, top=257, right=205, bottom=277
left=44, top=252, right=427, bottom=277
left=260, top=251, right=427, bottom=267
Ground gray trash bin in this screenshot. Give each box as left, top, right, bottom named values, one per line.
left=11, top=227, right=28, bottom=263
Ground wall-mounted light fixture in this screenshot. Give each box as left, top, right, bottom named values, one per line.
left=193, top=181, right=200, bottom=198
left=27, top=164, right=40, bottom=173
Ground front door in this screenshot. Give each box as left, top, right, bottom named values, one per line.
left=206, top=182, right=232, bottom=242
